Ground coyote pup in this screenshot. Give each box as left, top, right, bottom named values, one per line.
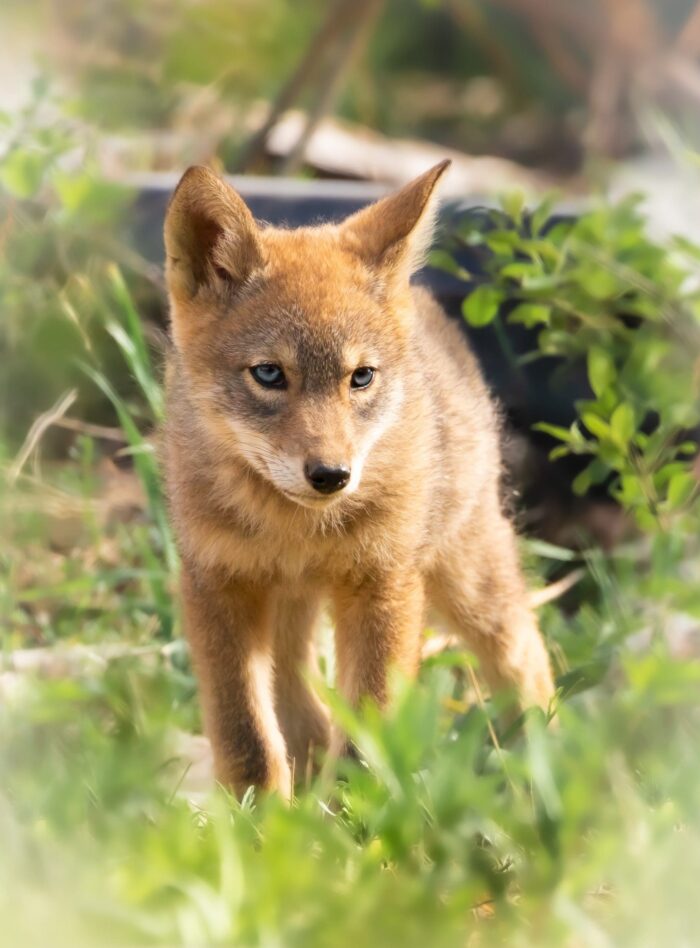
left=163, top=161, right=554, bottom=797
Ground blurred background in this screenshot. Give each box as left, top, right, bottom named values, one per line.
left=7, top=0, right=700, bottom=169
left=1, top=3, right=700, bottom=947
left=7, top=0, right=700, bottom=176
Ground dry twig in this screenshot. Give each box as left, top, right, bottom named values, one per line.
left=8, top=389, right=78, bottom=485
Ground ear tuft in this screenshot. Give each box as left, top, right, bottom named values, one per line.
left=339, top=159, right=450, bottom=286
left=164, top=166, right=263, bottom=301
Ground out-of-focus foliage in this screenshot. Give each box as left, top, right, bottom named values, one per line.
left=435, top=194, right=700, bottom=532
left=59, top=0, right=318, bottom=131
left=2, top=0, right=320, bottom=127
left=0, top=82, right=158, bottom=442
left=0, top=0, right=321, bottom=164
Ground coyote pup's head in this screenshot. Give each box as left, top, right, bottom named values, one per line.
left=164, top=160, right=449, bottom=507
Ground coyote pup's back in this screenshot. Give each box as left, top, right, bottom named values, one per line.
left=163, top=162, right=554, bottom=796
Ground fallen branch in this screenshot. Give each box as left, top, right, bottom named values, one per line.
left=266, top=111, right=549, bottom=194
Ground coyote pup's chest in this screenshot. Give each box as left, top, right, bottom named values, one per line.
left=183, top=496, right=389, bottom=585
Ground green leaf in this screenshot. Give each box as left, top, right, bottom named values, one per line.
left=573, top=458, right=610, bottom=496
left=549, top=445, right=571, bottom=460
left=529, top=193, right=559, bottom=236
left=0, top=148, right=47, bottom=198
left=538, top=329, right=576, bottom=355
left=572, top=467, right=593, bottom=495
left=634, top=507, right=661, bottom=532
left=461, top=286, right=503, bottom=327
left=525, top=539, right=579, bottom=562
left=587, top=346, right=616, bottom=399
left=667, top=472, right=697, bottom=510
left=53, top=171, right=129, bottom=224
left=499, top=190, right=524, bottom=225
left=543, top=220, right=572, bottom=247
left=500, top=262, right=539, bottom=281
left=610, top=403, right=635, bottom=447
left=427, top=249, right=472, bottom=281
left=616, top=473, right=646, bottom=507
left=520, top=238, right=562, bottom=264
left=486, top=231, right=522, bottom=255
left=581, top=412, right=611, bottom=441
left=508, top=303, right=551, bottom=328
left=653, top=462, right=687, bottom=489
left=582, top=267, right=618, bottom=300
left=521, top=273, right=565, bottom=292
left=597, top=441, right=625, bottom=469
left=532, top=422, right=572, bottom=442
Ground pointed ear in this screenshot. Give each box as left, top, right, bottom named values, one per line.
left=164, top=166, right=263, bottom=302
left=339, top=160, right=450, bottom=287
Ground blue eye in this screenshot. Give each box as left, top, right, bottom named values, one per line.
left=250, top=364, right=286, bottom=389
left=350, top=366, right=375, bottom=389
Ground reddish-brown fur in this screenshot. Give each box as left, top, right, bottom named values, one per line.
left=163, top=162, right=555, bottom=797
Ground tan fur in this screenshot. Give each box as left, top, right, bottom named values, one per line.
left=162, top=162, right=555, bottom=797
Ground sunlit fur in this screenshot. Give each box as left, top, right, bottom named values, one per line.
left=163, top=162, right=555, bottom=797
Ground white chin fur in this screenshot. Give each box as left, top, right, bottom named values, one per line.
left=278, top=489, right=344, bottom=508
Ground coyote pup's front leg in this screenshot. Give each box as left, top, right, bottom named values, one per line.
left=331, top=571, right=425, bottom=753
left=273, top=592, right=330, bottom=778
left=181, top=570, right=291, bottom=797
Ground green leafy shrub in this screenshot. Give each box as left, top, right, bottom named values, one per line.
left=433, top=192, right=700, bottom=533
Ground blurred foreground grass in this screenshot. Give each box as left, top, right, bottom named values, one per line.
left=2, top=514, right=700, bottom=946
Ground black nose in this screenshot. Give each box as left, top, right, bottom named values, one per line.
left=304, top=462, right=351, bottom=494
